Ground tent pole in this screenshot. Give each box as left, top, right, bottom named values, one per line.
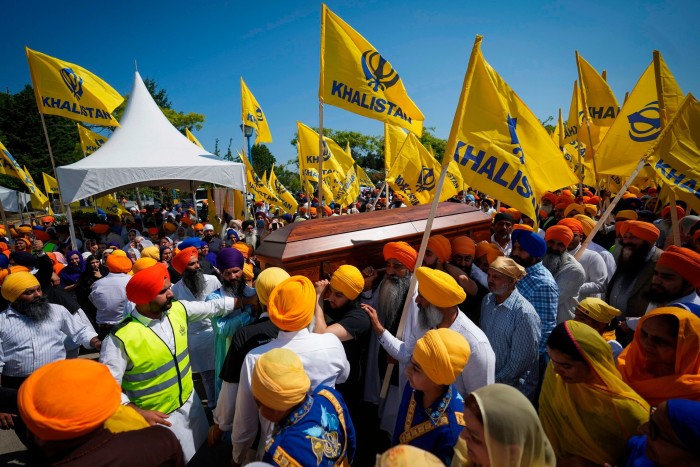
left=191, top=182, right=198, bottom=223
left=135, top=187, right=146, bottom=231
left=65, top=203, right=78, bottom=251
left=38, top=112, right=65, bottom=213
left=0, top=196, right=12, bottom=247
left=17, top=192, right=24, bottom=224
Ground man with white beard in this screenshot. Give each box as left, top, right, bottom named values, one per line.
left=170, top=246, right=221, bottom=410
left=363, top=266, right=495, bottom=435
left=542, top=225, right=585, bottom=323
left=241, top=220, right=258, bottom=252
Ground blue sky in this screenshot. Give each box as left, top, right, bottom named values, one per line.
left=2, top=0, right=698, bottom=166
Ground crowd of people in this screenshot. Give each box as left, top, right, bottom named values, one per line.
left=0, top=184, right=699, bottom=466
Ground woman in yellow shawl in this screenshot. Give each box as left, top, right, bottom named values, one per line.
left=618, top=307, right=700, bottom=406
left=539, top=321, right=649, bottom=465
left=452, top=384, right=555, bottom=467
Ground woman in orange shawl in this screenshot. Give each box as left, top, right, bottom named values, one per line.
left=539, top=321, right=649, bottom=466
left=618, top=307, right=700, bottom=406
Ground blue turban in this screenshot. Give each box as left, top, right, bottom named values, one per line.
left=511, top=229, right=546, bottom=258
left=217, top=248, right=244, bottom=271
left=667, top=399, right=700, bottom=456
left=0, top=254, right=9, bottom=269
left=178, top=237, right=202, bottom=250
left=226, top=229, right=240, bottom=241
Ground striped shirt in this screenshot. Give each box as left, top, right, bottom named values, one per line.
left=0, top=303, right=97, bottom=377
left=480, top=290, right=540, bottom=395
left=516, top=262, right=558, bottom=355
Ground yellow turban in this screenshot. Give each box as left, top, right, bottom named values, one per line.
left=564, top=203, right=585, bottom=217
left=255, top=267, right=290, bottom=306
left=375, top=445, right=444, bottom=467
left=330, top=265, right=364, bottom=300
left=243, top=263, right=254, bottom=281
left=131, top=257, right=158, bottom=274
left=489, top=256, right=526, bottom=281
left=140, top=246, right=161, bottom=260
left=416, top=267, right=466, bottom=308
left=584, top=204, right=598, bottom=217
left=251, top=348, right=310, bottom=411
left=111, top=249, right=127, bottom=257
left=426, top=235, right=451, bottom=263
left=18, top=359, right=121, bottom=441
left=1, top=271, right=39, bottom=303
left=574, top=214, right=596, bottom=237
left=268, top=276, right=316, bottom=331
left=576, top=297, right=621, bottom=324
left=162, top=222, right=177, bottom=233
left=615, top=210, right=638, bottom=221
left=413, top=329, right=471, bottom=385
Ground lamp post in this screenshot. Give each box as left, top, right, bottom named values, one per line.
left=240, top=124, right=254, bottom=165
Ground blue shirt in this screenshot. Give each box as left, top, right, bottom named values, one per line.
left=480, top=290, right=541, bottom=396
left=263, top=385, right=356, bottom=467
left=516, top=262, right=558, bottom=355
left=393, top=383, right=465, bottom=465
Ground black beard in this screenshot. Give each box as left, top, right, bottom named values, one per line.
left=617, top=242, right=652, bottom=275
left=377, top=273, right=411, bottom=329
left=511, top=254, right=535, bottom=268
left=183, top=269, right=206, bottom=297
left=453, top=263, right=472, bottom=275
left=542, top=251, right=565, bottom=276
left=644, top=284, right=689, bottom=305
left=223, top=276, right=245, bottom=297
left=14, top=296, right=51, bottom=322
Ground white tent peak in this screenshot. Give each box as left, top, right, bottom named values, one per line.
left=56, top=71, right=245, bottom=203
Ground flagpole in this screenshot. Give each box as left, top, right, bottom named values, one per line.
left=37, top=112, right=65, bottom=213
left=318, top=99, right=325, bottom=215
left=575, top=51, right=600, bottom=188
left=376, top=128, right=411, bottom=210
left=0, top=197, right=12, bottom=248
left=380, top=162, right=450, bottom=399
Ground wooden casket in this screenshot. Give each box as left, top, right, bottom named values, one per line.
left=255, top=202, right=492, bottom=280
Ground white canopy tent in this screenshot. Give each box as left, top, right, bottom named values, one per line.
left=0, top=185, right=30, bottom=212
left=56, top=71, right=246, bottom=246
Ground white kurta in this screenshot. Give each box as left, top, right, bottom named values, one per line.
left=571, top=245, right=608, bottom=300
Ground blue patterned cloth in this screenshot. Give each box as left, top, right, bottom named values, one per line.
left=392, top=383, right=465, bottom=465
left=516, top=262, right=558, bottom=355
left=263, top=385, right=356, bottom=467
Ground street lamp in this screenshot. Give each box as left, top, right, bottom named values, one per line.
left=240, top=124, right=254, bottom=165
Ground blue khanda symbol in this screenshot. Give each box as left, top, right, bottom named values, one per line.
left=628, top=101, right=661, bottom=142
left=416, top=167, right=436, bottom=192
left=507, top=115, right=526, bottom=164
left=255, top=107, right=264, bottom=122
left=361, top=50, right=400, bottom=92
left=60, top=68, right=84, bottom=101
left=321, top=141, right=331, bottom=161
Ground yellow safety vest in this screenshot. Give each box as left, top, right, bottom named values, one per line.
left=113, top=301, right=193, bottom=414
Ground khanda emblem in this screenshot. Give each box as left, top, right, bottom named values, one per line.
left=304, top=406, right=342, bottom=465
left=361, top=50, right=400, bottom=92
left=179, top=324, right=186, bottom=336
left=321, top=141, right=331, bottom=161
left=416, top=167, right=436, bottom=192
left=507, top=115, right=526, bottom=164
left=60, top=68, right=84, bottom=100
left=628, top=101, right=661, bottom=142
left=255, top=107, right=264, bottom=122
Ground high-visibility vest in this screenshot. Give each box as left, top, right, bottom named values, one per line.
left=113, top=301, right=193, bottom=414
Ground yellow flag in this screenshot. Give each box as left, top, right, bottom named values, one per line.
left=269, top=166, right=298, bottom=215
left=96, top=194, right=129, bottom=216
left=297, top=147, right=335, bottom=201
left=597, top=52, right=683, bottom=175
left=241, top=78, right=272, bottom=144
left=564, top=81, right=583, bottom=145
left=24, top=167, right=49, bottom=208
left=296, top=122, right=355, bottom=180
left=319, top=4, right=424, bottom=135
left=444, top=36, right=577, bottom=221
left=649, top=93, right=700, bottom=213
left=26, top=47, right=123, bottom=126
left=0, top=140, right=39, bottom=194
left=185, top=128, right=203, bottom=148
left=207, top=189, right=221, bottom=233
left=576, top=53, right=619, bottom=128
left=240, top=152, right=279, bottom=204
left=43, top=172, right=60, bottom=195
left=77, top=124, right=108, bottom=154
left=337, top=165, right=360, bottom=207
left=387, top=132, right=458, bottom=206
left=355, top=164, right=375, bottom=187
left=384, top=123, right=409, bottom=171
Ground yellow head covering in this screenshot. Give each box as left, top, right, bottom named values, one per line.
left=564, top=203, right=585, bottom=217
left=413, top=328, right=471, bottom=385
left=415, top=267, right=466, bottom=308
left=251, top=348, right=310, bottom=411
left=539, top=321, right=649, bottom=465
left=110, top=249, right=128, bottom=257
left=140, top=246, right=161, bottom=260
left=243, top=263, right=254, bottom=281
left=573, top=214, right=596, bottom=237
left=267, top=275, right=316, bottom=331
left=489, top=256, right=526, bottom=281
left=131, top=257, right=158, bottom=274
left=330, top=265, right=364, bottom=300
left=576, top=298, right=621, bottom=324
left=375, top=445, right=443, bottom=467
left=1, top=271, right=39, bottom=303
left=615, top=210, right=638, bottom=221
left=584, top=204, right=598, bottom=217
left=254, top=267, right=290, bottom=306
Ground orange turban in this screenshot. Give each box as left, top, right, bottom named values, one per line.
left=413, top=329, right=471, bottom=386
left=512, top=224, right=533, bottom=232
left=33, top=230, right=50, bottom=242
left=657, top=246, right=700, bottom=288
left=172, top=246, right=198, bottom=274
left=323, top=206, right=332, bottom=216
left=41, top=216, right=55, bottom=224
left=267, top=276, right=316, bottom=331
left=243, top=263, right=254, bottom=281
left=475, top=241, right=503, bottom=265
left=92, top=224, right=110, bottom=235
left=330, top=265, right=364, bottom=300
left=1, top=271, right=38, bottom=302
left=180, top=216, right=193, bottom=226
left=383, top=241, right=417, bottom=271
left=232, top=242, right=251, bottom=259
left=505, top=208, right=521, bottom=222
left=126, top=263, right=170, bottom=305
left=162, top=222, right=177, bottom=233
left=615, top=220, right=629, bottom=238
left=416, top=267, right=466, bottom=308
left=106, top=254, right=132, bottom=274
left=545, top=225, right=574, bottom=247
left=309, top=207, right=317, bottom=216
left=588, top=196, right=601, bottom=205
left=541, top=192, right=557, bottom=205
left=194, top=223, right=204, bottom=231
left=661, top=205, right=685, bottom=220
left=557, top=218, right=584, bottom=235
left=626, top=220, right=660, bottom=244
left=131, top=257, right=158, bottom=274
left=450, top=236, right=475, bottom=257
left=573, top=214, right=596, bottom=237
left=18, top=359, right=121, bottom=441
left=426, top=235, right=451, bottom=263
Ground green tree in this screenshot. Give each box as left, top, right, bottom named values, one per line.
left=250, top=144, right=276, bottom=176
left=290, top=127, right=383, bottom=171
